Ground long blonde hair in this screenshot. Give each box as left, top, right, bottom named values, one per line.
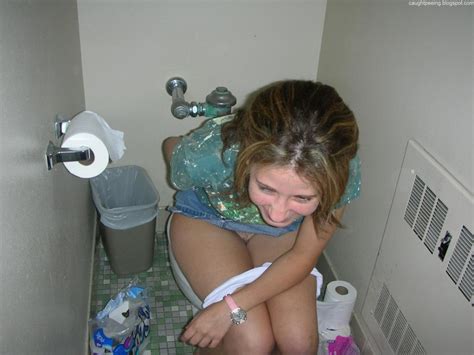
left=221, top=80, right=359, bottom=227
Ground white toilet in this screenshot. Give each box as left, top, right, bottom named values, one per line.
left=166, top=213, right=203, bottom=311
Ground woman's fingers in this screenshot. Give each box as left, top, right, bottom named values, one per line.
left=208, top=338, right=221, bottom=348
left=179, top=302, right=231, bottom=348
left=197, top=336, right=213, bottom=348
left=182, top=329, right=220, bottom=348
left=188, top=332, right=205, bottom=347
left=179, top=327, right=195, bottom=343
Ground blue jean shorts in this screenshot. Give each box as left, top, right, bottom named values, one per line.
left=168, top=189, right=301, bottom=237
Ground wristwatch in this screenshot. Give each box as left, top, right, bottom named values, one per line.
left=223, top=294, right=247, bottom=325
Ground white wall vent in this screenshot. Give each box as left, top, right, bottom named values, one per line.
left=362, top=140, right=473, bottom=355
left=404, top=175, right=449, bottom=252
left=373, top=283, right=427, bottom=354
left=446, top=226, right=473, bottom=300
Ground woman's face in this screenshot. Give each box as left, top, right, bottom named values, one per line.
left=248, top=164, right=320, bottom=227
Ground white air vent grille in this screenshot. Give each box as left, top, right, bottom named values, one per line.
left=362, top=140, right=473, bottom=355
left=458, top=254, right=473, bottom=302
left=403, top=175, right=473, bottom=302
left=373, top=284, right=389, bottom=323
left=404, top=176, right=425, bottom=228
left=374, top=283, right=426, bottom=354
left=404, top=176, right=448, bottom=246
left=423, top=199, right=448, bottom=253
left=413, top=340, right=426, bottom=354
left=388, top=311, right=407, bottom=351
left=381, top=296, right=397, bottom=338
left=413, top=186, right=436, bottom=240
left=398, top=326, right=416, bottom=354
left=446, top=226, right=473, bottom=302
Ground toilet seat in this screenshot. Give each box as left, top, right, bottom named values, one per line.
left=166, top=213, right=203, bottom=310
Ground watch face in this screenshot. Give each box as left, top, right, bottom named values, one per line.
left=230, top=308, right=247, bottom=325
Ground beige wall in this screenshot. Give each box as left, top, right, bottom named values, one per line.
left=318, top=0, right=472, bottom=332
left=0, top=0, right=93, bottom=353
left=0, top=0, right=470, bottom=352
left=77, top=0, right=328, bottom=206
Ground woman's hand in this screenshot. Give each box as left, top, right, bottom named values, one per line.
left=180, top=300, right=232, bottom=348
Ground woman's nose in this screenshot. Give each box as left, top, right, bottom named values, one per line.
left=268, top=200, right=288, bottom=223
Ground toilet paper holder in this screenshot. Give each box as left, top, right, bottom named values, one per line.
left=54, top=115, right=71, bottom=138
left=46, top=115, right=94, bottom=170
left=46, top=141, right=93, bottom=170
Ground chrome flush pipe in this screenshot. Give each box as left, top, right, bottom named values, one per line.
left=166, top=77, right=236, bottom=119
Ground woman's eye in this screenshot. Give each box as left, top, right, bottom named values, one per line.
left=295, top=196, right=312, bottom=203
left=258, top=185, right=273, bottom=193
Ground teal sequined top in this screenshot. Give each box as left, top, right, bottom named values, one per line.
left=170, top=115, right=361, bottom=225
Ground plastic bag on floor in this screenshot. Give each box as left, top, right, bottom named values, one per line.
left=318, top=335, right=360, bottom=355
left=89, top=278, right=151, bottom=354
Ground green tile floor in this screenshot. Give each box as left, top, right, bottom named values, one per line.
left=89, top=232, right=196, bottom=354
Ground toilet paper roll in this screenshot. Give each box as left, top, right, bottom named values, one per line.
left=62, top=111, right=125, bottom=178
left=317, top=280, right=357, bottom=338
left=324, top=280, right=357, bottom=304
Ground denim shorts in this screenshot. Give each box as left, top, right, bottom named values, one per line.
left=168, top=189, right=301, bottom=237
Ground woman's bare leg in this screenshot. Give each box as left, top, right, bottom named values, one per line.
left=169, top=213, right=275, bottom=354
left=247, top=233, right=318, bottom=355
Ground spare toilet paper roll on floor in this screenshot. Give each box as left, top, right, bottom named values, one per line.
left=317, top=280, right=357, bottom=338
left=61, top=111, right=125, bottom=178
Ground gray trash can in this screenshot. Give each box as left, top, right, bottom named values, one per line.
left=90, top=165, right=159, bottom=276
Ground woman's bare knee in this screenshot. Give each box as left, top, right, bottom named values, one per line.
left=260, top=272, right=318, bottom=355
left=222, top=324, right=275, bottom=354
left=275, top=329, right=318, bottom=355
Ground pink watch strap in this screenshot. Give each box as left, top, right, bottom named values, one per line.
left=223, top=294, right=239, bottom=311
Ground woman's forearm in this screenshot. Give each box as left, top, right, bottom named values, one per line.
left=229, top=208, right=343, bottom=312
left=230, top=217, right=325, bottom=312
left=233, top=248, right=316, bottom=313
